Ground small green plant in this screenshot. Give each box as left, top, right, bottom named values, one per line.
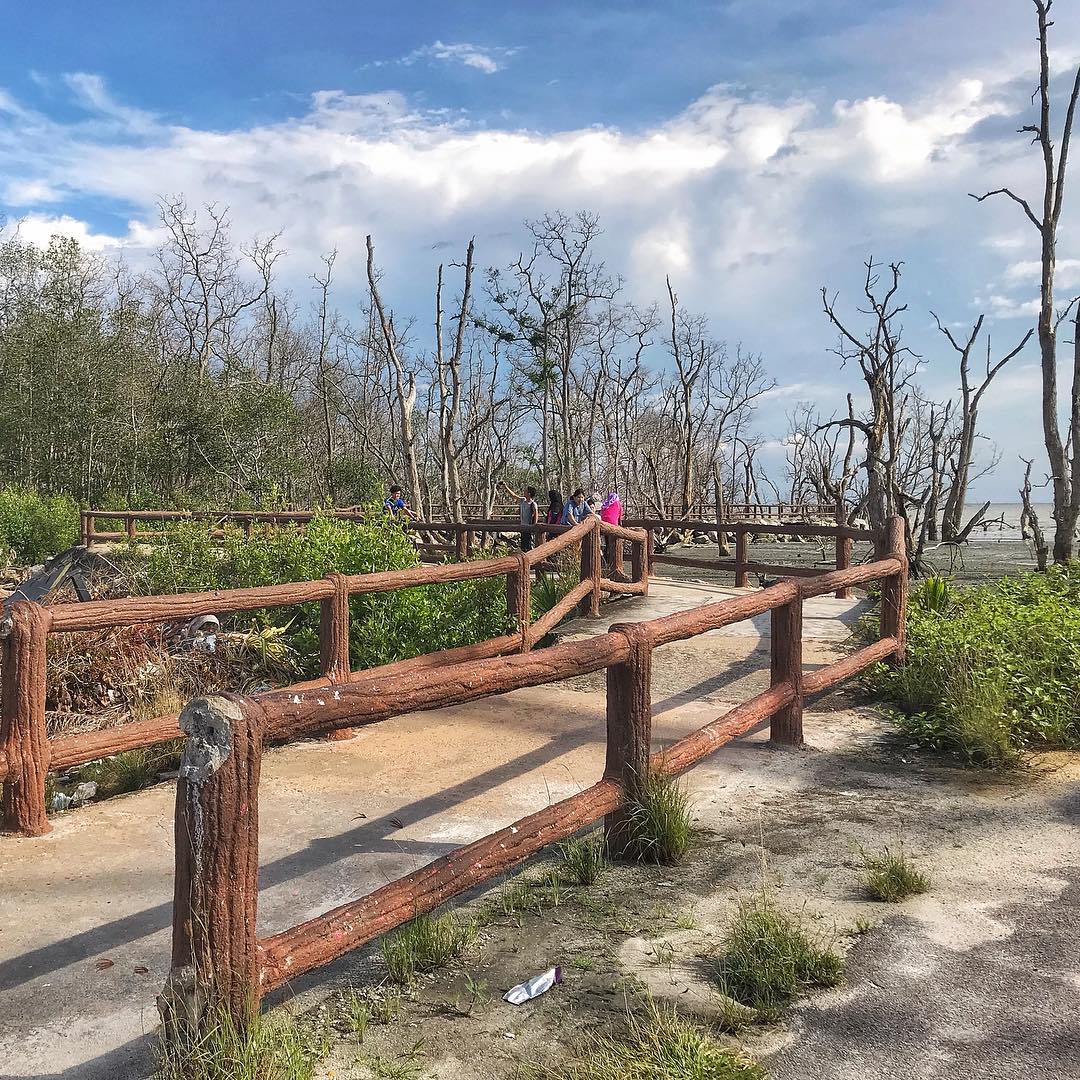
left=915, top=575, right=952, bottom=614
left=454, top=973, right=492, bottom=1016
left=79, top=740, right=185, bottom=797
left=359, top=1040, right=426, bottom=1080
left=851, top=918, right=873, bottom=935
left=622, top=771, right=693, bottom=865
left=156, top=1003, right=328, bottom=1080
left=380, top=910, right=477, bottom=984
left=338, top=989, right=371, bottom=1043
left=557, top=834, right=607, bottom=885
left=533, top=997, right=764, bottom=1079
left=861, top=846, right=931, bottom=903
left=713, top=897, right=843, bottom=1019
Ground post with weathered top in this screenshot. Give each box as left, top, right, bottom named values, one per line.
left=455, top=528, right=468, bottom=562
left=320, top=572, right=354, bottom=740
left=1, top=601, right=51, bottom=836
left=604, top=623, right=653, bottom=857
left=126, top=515, right=137, bottom=542
left=770, top=590, right=804, bottom=746
left=506, top=552, right=531, bottom=652
left=79, top=510, right=90, bottom=548
left=734, top=526, right=748, bottom=588
left=834, top=501, right=852, bottom=600
left=879, top=515, right=908, bottom=666
left=579, top=521, right=601, bottom=617
left=159, top=695, right=263, bottom=1042
left=643, top=530, right=654, bottom=597
left=630, top=532, right=648, bottom=595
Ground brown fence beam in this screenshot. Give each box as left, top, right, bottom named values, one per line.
left=160, top=696, right=264, bottom=1040
left=769, top=593, right=803, bottom=747
left=879, top=515, right=908, bottom=665
left=604, top=623, right=653, bottom=857
left=1, top=602, right=52, bottom=836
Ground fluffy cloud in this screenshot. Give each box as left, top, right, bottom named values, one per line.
left=404, top=41, right=519, bottom=75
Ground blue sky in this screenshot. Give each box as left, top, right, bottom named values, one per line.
left=3, top=0, right=1080, bottom=499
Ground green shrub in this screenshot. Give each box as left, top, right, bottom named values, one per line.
left=126, top=513, right=511, bottom=676
left=557, top=833, right=607, bottom=885
left=871, top=566, right=1080, bottom=764
left=713, top=897, right=843, bottom=1019
left=0, top=488, right=79, bottom=564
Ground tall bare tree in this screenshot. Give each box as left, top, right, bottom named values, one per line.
left=971, top=0, right=1080, bottom=563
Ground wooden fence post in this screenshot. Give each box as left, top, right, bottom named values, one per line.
left=734, top=527, right=748, bottom=588
left=643, top=530, right=653, bottom=597
left=579, top=522, right=601, bottom=617
left=126, top=515, right=137, bottom=542
left=79, top=510, right=89, bottom=548
left=160, top=696, right=263, bottom=1041
left=880, top=515, right=908, bottom=666
left=1, top=602, right=51, bottom=836
left=630, top=533, right=647, bottom=594
left=834, top=502, right=852, bottom=600
left=506, top=553, right=531, bottom=651
left=604, top=623, right=653, bottom=857
left=320, top=573, right=353, bottom=740
left=455, top=529, right=468, bottom=562
left=770, top=592, right=803, bottom=746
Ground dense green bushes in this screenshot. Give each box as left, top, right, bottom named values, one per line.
left=0, top=488, right=79, bottom=564
left=872, top=569, right=1080, bottom=765
left=126, top=513, right=510, bottom=676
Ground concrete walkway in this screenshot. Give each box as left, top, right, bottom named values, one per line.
left=560, top=575, right=874, bottom=643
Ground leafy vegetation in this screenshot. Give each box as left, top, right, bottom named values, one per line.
left=872, top=570, right=1080, bottom=765
left=713, top=897, right=843, bottom=1019
left=125, top=513, right=510, bottom=676
left=861, top=845, right=931, bottom=903
left=380, top=910, right=478, bottom=984
left=0, top=487, right=79, bottom=564
left=534, top=998, right=765, bottom=1080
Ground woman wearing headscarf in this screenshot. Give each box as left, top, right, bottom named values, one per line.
left=599, top=491, right=623, bottom=572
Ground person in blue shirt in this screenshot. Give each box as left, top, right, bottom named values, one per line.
left=384, top=485, right=414, bottom=519
left=561, top=488, right=593, bottom=525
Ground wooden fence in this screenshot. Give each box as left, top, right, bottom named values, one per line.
left=158, top=517, right=907, bottom=1035
left=0, top=516, right=646, bottom=836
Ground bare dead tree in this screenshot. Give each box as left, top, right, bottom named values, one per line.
left=970, top=0, right=1080, bottom=563
left=1020, top=455, right=1050, bottom=570
left=932, top=313, right=1033, bottom=542
left=366, top=234, right=423, bottom=515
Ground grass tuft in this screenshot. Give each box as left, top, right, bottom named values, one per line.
left=533, top=997, right=764, bottom=1079
left=156, top=1003, right=327, bottom=1080
left=380, top=910, right=477, bottom=984
left=557, top=834, right=608, bottom=885
left=861, top=845, right=931, bottom=903
left=623, top=771, right=693, bottom=865
left=712, top=897, right=843, bottom=1020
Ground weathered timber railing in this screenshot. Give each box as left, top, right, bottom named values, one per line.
left=626, top=516, right=874, bottom=601
left=159, top=517, right=907, bottom=1034
left=1, top=516, right=649, bottom=836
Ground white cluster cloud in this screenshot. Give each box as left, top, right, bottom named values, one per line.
left=1, top=40, right=1076, bottom=496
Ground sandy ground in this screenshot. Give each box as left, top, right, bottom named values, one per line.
left=1, top=575, right=1077, bottom=1079
left=656, top=537, right=1036, bottom=585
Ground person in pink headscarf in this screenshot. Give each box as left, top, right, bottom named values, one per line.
left=599, top=491, right=623, bottom=573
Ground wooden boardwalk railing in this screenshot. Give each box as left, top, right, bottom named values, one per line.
left=158, top=517, right=907, bottom=1035
left=0, top=517, right=645, bottom=836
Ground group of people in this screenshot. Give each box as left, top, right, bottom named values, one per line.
left=502, top=482, right=623, bottom=554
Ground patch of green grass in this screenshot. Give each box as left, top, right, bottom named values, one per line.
left=79, top=740, right=184, bottom=797
left=338, top=989, right=370, bottom=1044
left=557, top=834, right=607, bottom=885
left=622, top=771, right=693, bottom=866
left=531, top=998, right=765, bottom=1079
left=359, top=1039, right=425, bottom=1080
left=861, top=846, right=931, bottom=903
left=851, top=918, right=873, bottom=935
left=712, top=897, right=843, bottom=1020
left=156, top=1004, right=328, bottom=1080
left=380, top=910, right=477, bottom=984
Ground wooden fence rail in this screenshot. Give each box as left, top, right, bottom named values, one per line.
left=158, top=516, right=907, bottom=1036
left=0, top=516, right=646, bottom=835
